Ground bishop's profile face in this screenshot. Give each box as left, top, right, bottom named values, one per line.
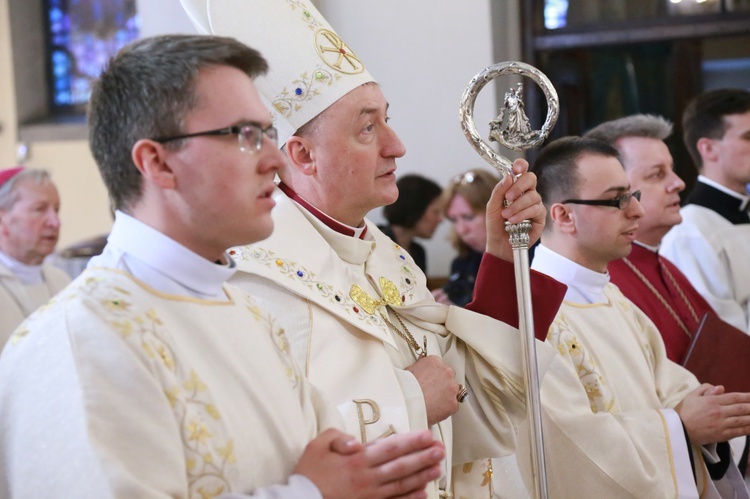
left=302, top=83, right=406, bottom=226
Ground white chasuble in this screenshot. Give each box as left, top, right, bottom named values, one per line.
left=534, top=284, right=747, bottom=498
left=0, top=268, right=329, bottom=498
left=230, top=188, right=557, bottom=498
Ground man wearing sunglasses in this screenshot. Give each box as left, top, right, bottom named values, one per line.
left=526, top=136, right=750, bottom=498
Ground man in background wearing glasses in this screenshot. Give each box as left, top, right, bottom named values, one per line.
left=527, top=136, right=750, bottom=498
left=0, top=34, right=447, bottom=498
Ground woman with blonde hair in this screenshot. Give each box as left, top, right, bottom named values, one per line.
left=432, top=168, right=500, bottom=306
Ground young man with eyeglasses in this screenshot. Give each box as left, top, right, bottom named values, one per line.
left=526, top=136, right=750, bottom=498
left=0, top=34, right=448, bottom=498
left=585, top=114, right=716, bottom=364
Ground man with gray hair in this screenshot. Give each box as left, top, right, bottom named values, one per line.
left=0, top=167, right=69, bottom=344
left=585, top=115, right=714, bottom=363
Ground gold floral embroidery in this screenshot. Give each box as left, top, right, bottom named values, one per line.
left=184, top=371, right=207, bottom=393
left=8, top=286, right=71, bottom=344
left=73, top=277, right=240, bottom=497
left=187, top=419, right=212, bottom=444
left=237, top=246, right=386, bottom=328
left=286, top=0, right=322, bottom=30
left=549, top=314, right=615, bottom=413
left=271, top=67, right=341, bottom=118
left=9, top=326, right=29, bottom=345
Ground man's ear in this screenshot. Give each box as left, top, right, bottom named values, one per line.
left=549, top=202, right=576, bottom=234
left=284, top=136, right=316, bottom=176
left=696, top=137, right=718, bottom=164
left=131, top=139, right=177, bottom=189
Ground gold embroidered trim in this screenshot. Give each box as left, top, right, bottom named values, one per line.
left=271, top=67, right=341, bottom=118
left=286, top=0, right=323, bottom=30
left=240, top=246, right=385, bottom=329
left=89, top=278, right=242, bottom=494
left=85, top=267, right=235, bottom=305
left=550, top=315, right=614, bottom=413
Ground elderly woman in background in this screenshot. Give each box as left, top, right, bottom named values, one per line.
left=432, top=168, right=500, bottom=307
left=379, top=173, right=443, bottom=273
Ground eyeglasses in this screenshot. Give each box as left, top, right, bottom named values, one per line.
left=151, top=122, right=278, bottom=153
left=562, top=190, right=641, bottom=210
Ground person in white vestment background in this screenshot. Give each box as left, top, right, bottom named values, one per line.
left=179, top=1, right=569, bottom=497
left=0, top=166, right=69, bottom=346
left=528, top=135, right=750, bottom=498
left=0, top=34, right=447, bottom=499
left=660, top=89, right=750, bottom=334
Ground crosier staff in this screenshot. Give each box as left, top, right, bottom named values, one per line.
left=459, top=61, right=559, bottom=499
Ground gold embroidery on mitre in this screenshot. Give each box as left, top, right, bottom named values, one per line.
left=272, top=67, right=341, bottom=118
left=314, top=29, right=365, bottom=75
left=285, top=0, right=323, bottom=30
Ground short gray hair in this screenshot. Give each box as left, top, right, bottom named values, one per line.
left=584, top=114, right=673, bottom=145
left=0, top=169, right=53, bottom=212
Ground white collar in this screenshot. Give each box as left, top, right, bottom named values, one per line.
left=698, top=175, right=750, bottom=206
left=633, top=240, right=659, bottom=253
left=531, top=243, right=610, bottom=304
left=0, top=250, right=44, bottom=285
left=88, top=211, right=235, bottom=300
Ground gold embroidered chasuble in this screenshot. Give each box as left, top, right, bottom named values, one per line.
left=534, top=283, right=747, bottom=498
left=0, top=268, right=332, bottom=498
left=230, top=189, right=558, bottom=498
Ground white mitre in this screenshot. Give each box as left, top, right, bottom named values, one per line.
left=180, top=0, right=376, bottom=145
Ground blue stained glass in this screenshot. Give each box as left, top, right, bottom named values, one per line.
left=45, top=0, right=140, bottom=111
left=544, top=0, right=568, bottom=29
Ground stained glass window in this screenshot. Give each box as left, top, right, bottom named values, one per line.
left=45, top=0, right=140, bottom=112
